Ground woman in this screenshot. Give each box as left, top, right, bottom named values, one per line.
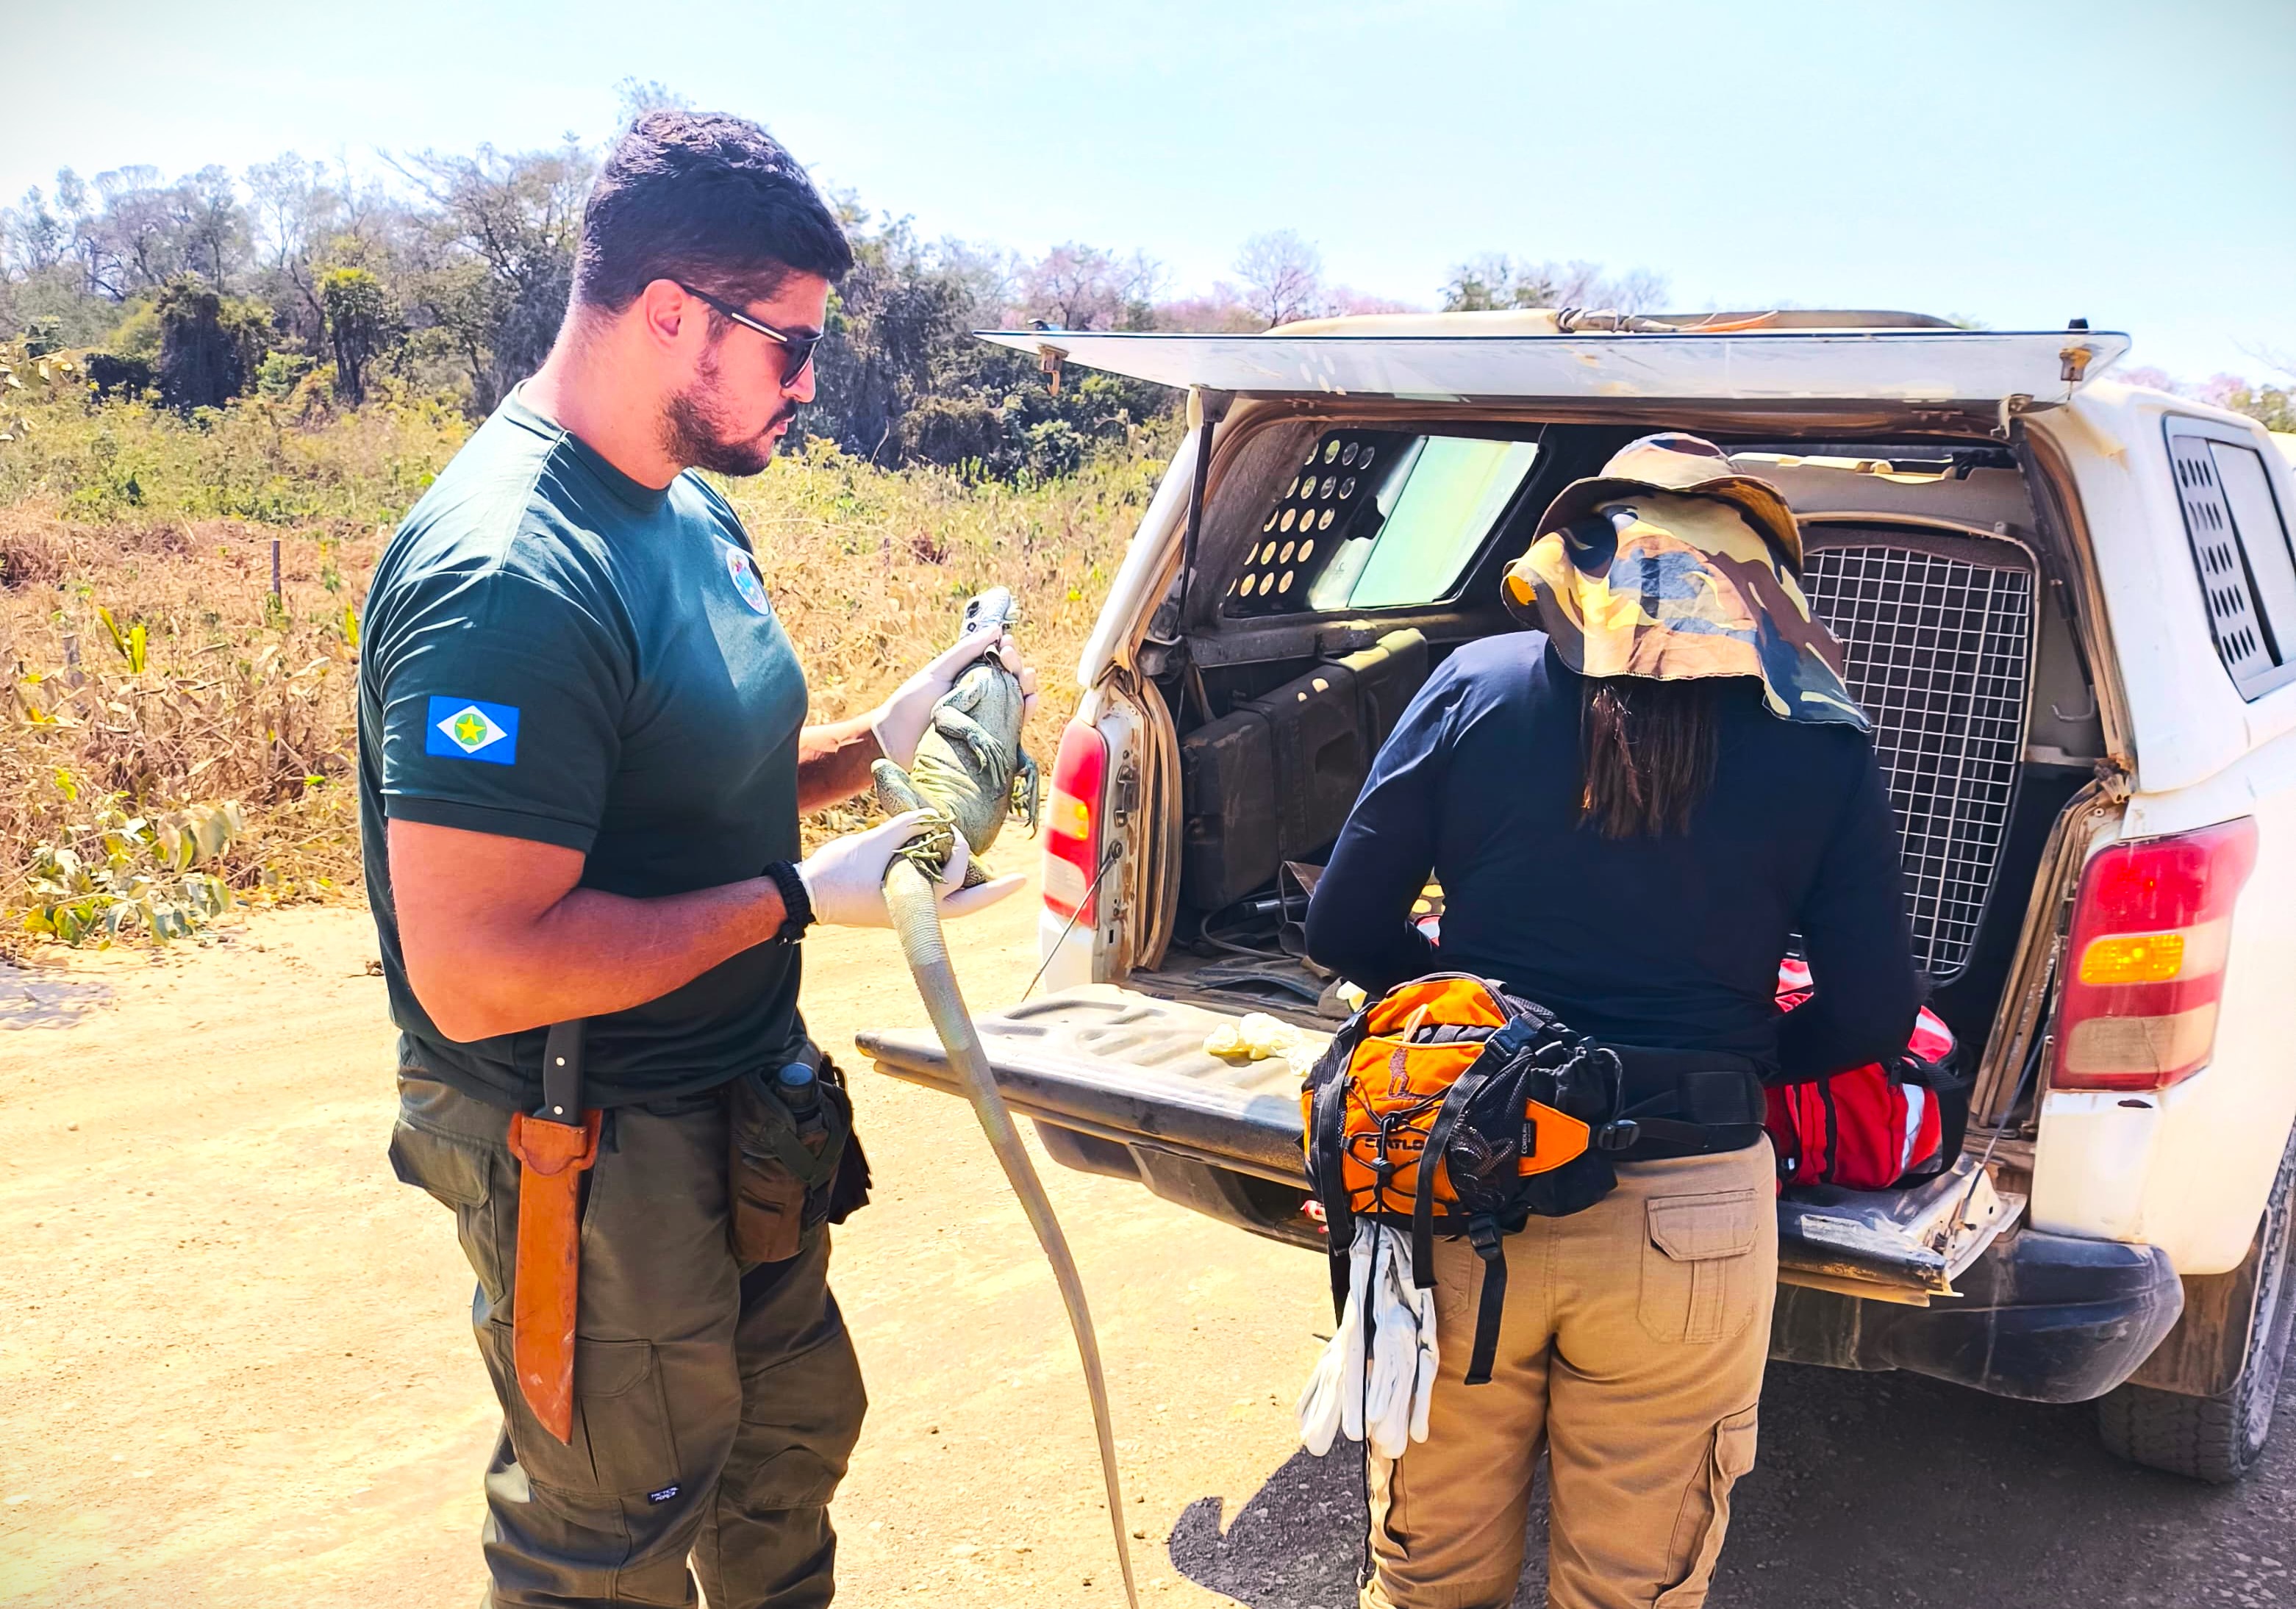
left=1305, top=433, right=1918, bottom=1609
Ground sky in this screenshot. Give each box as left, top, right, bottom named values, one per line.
left=3, top=0, right=2291, bottom=382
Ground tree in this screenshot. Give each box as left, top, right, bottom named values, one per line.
left=1, top=186, right=68, bottom=275
left=394, top=142, right=593, bottom=409
left=613, top=77, right=691, bottom=128
left=1442, top=254, right=1558, bottom=312
left=1018, top=243, right=1165, bottom=332
left=246, top=154, right=343, bottom=351
left=1440, top=254, right=1670, bottom=315
left=320, top=266, right=392, bottom=404
left=154, top=277, right=268, bottom=409
left=174, top=166, right=246, bottom=290
left=1233, top=230, right=1326, bottom=329
left=807, top=215, right=978, bottom=460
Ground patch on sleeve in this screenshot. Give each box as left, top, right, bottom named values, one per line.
left=423, top=695, right=521, bottom=765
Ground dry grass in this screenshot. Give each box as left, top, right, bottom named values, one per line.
left=0, top=376, right=1172, bottom=950
left=0, top=512, right=374, bottom=948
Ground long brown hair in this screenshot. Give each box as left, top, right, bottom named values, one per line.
left=1579, top=676, right=1719, bottom=839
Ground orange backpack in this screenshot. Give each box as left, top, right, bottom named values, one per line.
left=1301, top=974, right=1637, bottom=1384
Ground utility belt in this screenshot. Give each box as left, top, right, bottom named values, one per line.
left=1300, top=972, right=1763, bottom=1387
left=501, top=1028, right=873, bottom=1447
left=1599, top=1044, right=1768, bottom=1161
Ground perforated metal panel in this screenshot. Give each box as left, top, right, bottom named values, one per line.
left=1803, top=544, right=2034, bottom=979
left=2169, top=429, right=2279, bottom=694
left=1226, top=430, right=1392, bottom=614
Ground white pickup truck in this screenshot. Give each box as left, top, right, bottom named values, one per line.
left=859, top=309, right=2296, bottom=1483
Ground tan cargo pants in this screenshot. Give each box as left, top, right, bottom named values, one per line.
left=1362, top=1141, right=1777, bottom=1609
left=389, top=1072, right=866, bottom=1608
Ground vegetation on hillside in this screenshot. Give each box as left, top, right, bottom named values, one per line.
left=0, top=340, right=1174, bottom=951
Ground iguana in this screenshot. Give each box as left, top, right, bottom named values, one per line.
left=869, top=622, right=1137, bottom=1609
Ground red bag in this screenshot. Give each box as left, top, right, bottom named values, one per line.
left=1763, top=958, right=1955, bottom=1191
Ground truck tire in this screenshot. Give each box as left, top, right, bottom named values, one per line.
left=2097, top=1133, right=2296, bottom=1483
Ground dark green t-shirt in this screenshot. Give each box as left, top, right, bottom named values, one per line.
left=357, top=392, right=809, bottom=1111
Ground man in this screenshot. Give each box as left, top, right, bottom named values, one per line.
left=360, top=111, right=1029, bottom=1608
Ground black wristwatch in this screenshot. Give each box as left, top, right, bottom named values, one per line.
left=762, top=860, right=814, bottom=944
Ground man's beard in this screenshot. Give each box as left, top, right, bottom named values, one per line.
left=660, top=349, right=793, bottom=476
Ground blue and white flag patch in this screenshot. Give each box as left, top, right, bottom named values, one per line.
left=423, top=695, right=520, bottom=765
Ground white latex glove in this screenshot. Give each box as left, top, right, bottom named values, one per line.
left=869, top=627, right=1042, bottom=770
left=1204, top=1011, right=1311, bottom=1062
left=794, top=810, right=1023, bottom=929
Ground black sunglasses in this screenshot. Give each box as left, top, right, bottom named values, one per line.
left=676, top=283, right=822, bottom=386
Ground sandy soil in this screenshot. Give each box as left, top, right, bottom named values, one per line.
left=8, top=886, right=2296, bottom=1609
left=0, top=878, right=1335, bottom=1608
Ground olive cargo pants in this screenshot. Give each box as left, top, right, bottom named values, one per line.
left=389, top=1073, right=867, bottom=1608
left=1362, top=1142, right=1777, bottom=1609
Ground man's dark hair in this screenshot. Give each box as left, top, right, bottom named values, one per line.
left=574, top=111, right=854, bottom=315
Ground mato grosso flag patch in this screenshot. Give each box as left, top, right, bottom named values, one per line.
left=424, top=695, right=521, bottom=765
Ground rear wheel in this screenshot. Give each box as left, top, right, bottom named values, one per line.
left=2097, top=1133, right=2296, bottom=1483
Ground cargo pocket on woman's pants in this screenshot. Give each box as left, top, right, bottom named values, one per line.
left=1637, top=1189, right=1762, bottom=1344
left=1656, top=1403, right=1759, bottom=1608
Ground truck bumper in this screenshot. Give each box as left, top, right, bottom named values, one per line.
left=1770, top=1226, right=2186, bottom=1403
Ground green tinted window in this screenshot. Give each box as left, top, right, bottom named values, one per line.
left=1224, top=429, right=1537, bottom=617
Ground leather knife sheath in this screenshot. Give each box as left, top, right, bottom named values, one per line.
left=505, top=1019, right=599, bottom=1445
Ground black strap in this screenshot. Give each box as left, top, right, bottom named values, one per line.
left=1819, top=1075, right=1841, bottom=1183
left=538, top=1019, right=586, bottom=1125
left=1312, top=1070, right=1357, bottom=1322
left=1620, top=1117, right=1767, bottom=1154
left=1180, top=415, right=1215, bottom=614
left=1412, top=1061, right=1496, bottom=1293
left=1464, top=1216, right=1509, bottom=1386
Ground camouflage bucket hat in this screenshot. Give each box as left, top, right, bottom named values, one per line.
left=1501, top=435, right=1869, bottom=730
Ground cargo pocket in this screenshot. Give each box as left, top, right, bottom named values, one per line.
left=1656, top=1404, right=1759, bottom=1607
left=389, top=1117, right=508, bottom=1309
left=480, top=1322, right=682, bottom=1499
left=729, top=1325, right=867, bottom=1509
left=1637, top=1189, right=1762, bottom=1344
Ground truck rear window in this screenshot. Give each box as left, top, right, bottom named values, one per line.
left=1224, top=429, right=1539, bottom=617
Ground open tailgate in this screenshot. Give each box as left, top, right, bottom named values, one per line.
left=856, top=983, right=2021, bottom=1298
left=976, top=327, right=2131, bottom=407
left=856, top=984, right=1313, bottom=1185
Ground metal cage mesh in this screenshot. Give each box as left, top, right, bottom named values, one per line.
left=1802, top=545, right=2034, bottom=978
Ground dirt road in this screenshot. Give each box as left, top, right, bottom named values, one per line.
left=4, top=889, right=2292, bottom=1608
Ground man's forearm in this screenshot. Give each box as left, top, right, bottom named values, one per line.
left=403, top=859, right=789, bottom=1042
left=798, top=715, right=882, bottom=811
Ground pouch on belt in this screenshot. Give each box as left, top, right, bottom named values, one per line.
left=727, top=1051, right=870, bottom=1266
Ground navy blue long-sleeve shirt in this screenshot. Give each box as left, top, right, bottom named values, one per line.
left=1304, top=634, right=1919, bottom=1083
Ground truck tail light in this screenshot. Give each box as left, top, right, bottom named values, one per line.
left=1043, top=719, right=1107, bottom=923
left=2051, top=817, right=2259, bottom=1092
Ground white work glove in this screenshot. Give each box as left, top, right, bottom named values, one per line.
left=1406, top=1258, right=1439, bottom=1444
left=869, top=628, right=1041, bottom=770
left=1296, top=1222, right=1438, bottom=1460
left=1297, top=1223, right=1373, bottom=1456
left=793, top=810, right=1022, bottom=929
